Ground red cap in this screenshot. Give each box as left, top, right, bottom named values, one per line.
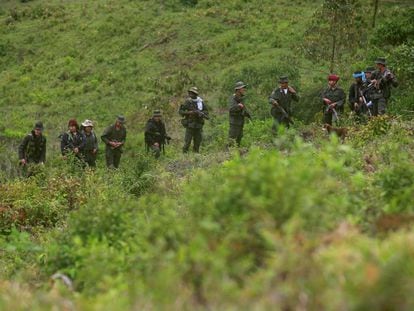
left=68, top=119, right=79, bottom=128
left=328, top=74, right=340, bottom=81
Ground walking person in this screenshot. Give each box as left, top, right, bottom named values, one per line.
left=101, top=115, right=127, bottom=169
left=18, top=121, right=46, bottom=176
left=228, top=81, right=251, bottom=147
left=321, top=74, right=345, bottom=126
left=61, top=119, right=85, bottom=164
left=81, top=119, right=98, bottom=168
left=370, top=57, right=398, bottom=115
left=145, top=110, right=170, bottom=159
left=179, top=87, right=209, bottom=153
left=269, top=76, right=298, bottom=133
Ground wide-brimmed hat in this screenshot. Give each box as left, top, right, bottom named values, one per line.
left=375, top=57, right=387, bottom=65
left=188, top=87, right=199, bottom=95
left=82, top=119, right=94, bottom=127
left=279, top=76, right=289, bottom=83
left=153, top=110, right=162, bottom=117
left=328, top=74, right=340, bottom=82
left=116, top=115, right=126, bottom=124
left=68, top=119, right=79, bottom=128
left=34, top=121, right=43, bottom=131
left=365, top=67, right=375, bottom=73
left=234, top=81, right=248, bottom=90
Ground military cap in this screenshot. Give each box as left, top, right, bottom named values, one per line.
left=234, top=81, right=248, bottom=90
left=375, top=57, right=387, bottom=65
left=328, top=74, right=340, bottom=81
left=279, top=76, right=289, bottom=83
left=117, top=115, right=126, bottom=124
left=365, top=67, right=375, bottom=73
left=34, top=121, right=44, bottom=130
left=188, top=87, right=199, bottom=95
left=68, top=119, right=79, bottom=128
left=153, top=110, right=162, bottom=117
left=81, top=119, right=94, bottom=127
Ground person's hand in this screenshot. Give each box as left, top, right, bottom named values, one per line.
left=154, top=142, right=160, bottom=147
left=93, top=149, right=97, bottom=154
left=288, top=86, right=296, bottom=94
left=110, top=141, right=117, bottom=147
left=329, top=103, right=336, bottom=109
left=323, top=98, right=332, bottom=105
left=238, top=103, right=244, bottom=109
left=359, top=97, right=363, bottom=104
left=20, top=159, right=26, bottom=165
left=73, top=147, right=79, bottom=154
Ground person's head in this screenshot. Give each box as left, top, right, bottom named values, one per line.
left=152, top=110, right=162, bottom=122
left=115, top=115, right=125, bottom=127
left=327, top=74, right=340, bottom=87
left=68, top=119, right=79, bottom=133
left=375, top=57, right=387, bottom=71
left=365, top=67, right=375, bottom=80
left=352, top=71, right=365, bottom=83
left=81, top=119, right=94, bottom=133
left=188, top=87, right=199, bottom=99
left=234, top=81, right=247, bottom=95
left=279, top=76, right=289, bottom=89
left=33, top=121, right=43, bottom=136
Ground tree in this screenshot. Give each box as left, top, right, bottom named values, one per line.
left=302, top=0, right=368, bottom=72
left=372, top=0, right=379, bottom=27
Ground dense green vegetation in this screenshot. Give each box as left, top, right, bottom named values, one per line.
left=1, top=0, right=414, bottom=309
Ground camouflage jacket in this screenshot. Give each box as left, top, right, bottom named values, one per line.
left=268, top=87, right=299, bottom=118
left=18, top=131, right=46, bottom=163
left=371, top=68, right=398, bottom=99
left=229, top=94, right=250, bottom=126
left=179, top=97, right=209, bottom=129
left=145, top=118, right=168, bottom=145
left=82, top=131, right=98, bottom=153
left=321, top=86, right=346, bottom=113
left=101, top=124, right=127, bottom=150
left=60, top=130, right=86, bottom=155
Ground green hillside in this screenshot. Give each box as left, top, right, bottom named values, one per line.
left=1, top=0, right=414, bottom=309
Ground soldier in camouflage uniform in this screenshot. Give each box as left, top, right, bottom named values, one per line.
left=228, top=81, right=251, bottom=147
left=18, top=121, right=46, bottom=176
left=145, top=110, right=170, bottom=159
left=81, top=119, right=98, bottom=168
left=348, top=71, right=371, bottom=118
left=179, top=87, right=209, bottom=153
left=269, top=76, right=298, bottom=132
left=321, top=74, right=345, bottom=125
left=101, top=115, right=127, bottom=169
left=60, top=119, right=85, bottom=162
left=369, top=58, right=398, bottom=115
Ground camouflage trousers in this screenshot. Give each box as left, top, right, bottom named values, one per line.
left=371, top=98, right=387, bottom=116
left=228, top=124, right=244, bottom=147
left=105, top=147, right=122, bottom=169
left=183, top=127, right=202, bottom=153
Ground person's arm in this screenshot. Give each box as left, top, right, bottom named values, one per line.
left=40, top=137, right=46, bottom=163
left=18, top=135, right=29, bottom=163
left=289, top=86, right=299, bottom=101
left=179, top=101, right=193, bottom=117
left=61, top=133, right=68, bottom=155
left=229, top=96, right=244, bottom=113
left=334, top=89, right=346, bottom=109
left=101, top=126, right=111, bottom=145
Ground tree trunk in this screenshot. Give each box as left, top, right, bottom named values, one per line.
left=372, top=0, right=379, bottom=27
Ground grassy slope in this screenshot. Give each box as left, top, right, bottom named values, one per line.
left=1, top=0, right=414, bottom=310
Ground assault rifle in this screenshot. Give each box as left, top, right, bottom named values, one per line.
left=271, top=99, right=293, bottom=125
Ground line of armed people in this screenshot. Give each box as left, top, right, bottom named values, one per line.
left=18, top=57, right=397, bottom=171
